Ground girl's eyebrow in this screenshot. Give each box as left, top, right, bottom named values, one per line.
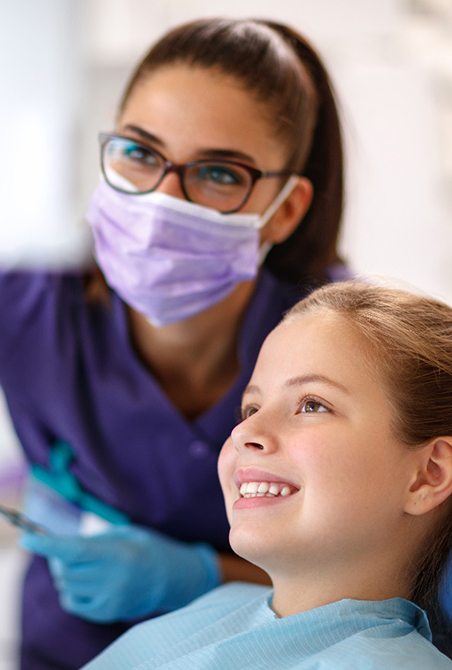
left=242, top=383, right=261, bottom=398
left=285, top=374, right=350, bottom=395
left=120, top=124, right=257, bottom=164
left=243, top=374, right=350, bottom=398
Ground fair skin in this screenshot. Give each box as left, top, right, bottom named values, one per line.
left=118, top=64, right=312, bottom=583
left=218, top=309, right=452, bottom=615
left=118, top=64, right=312, bottom=419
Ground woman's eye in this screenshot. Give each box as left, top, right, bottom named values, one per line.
left=299, top=398, right=329, bottom=414
left=196, top=164, right=244, bottom=186
left=122, top=143, right=160, bottom=166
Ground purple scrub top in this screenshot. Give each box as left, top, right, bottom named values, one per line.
left=0, top=267, right=323, bottom=669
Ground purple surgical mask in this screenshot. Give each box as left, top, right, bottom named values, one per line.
left=86, top=176, right=297, bottom=326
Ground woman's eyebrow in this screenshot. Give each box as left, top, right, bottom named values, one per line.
left=196, top=148, right=257, bottom=164
left=120, top=124, right=164, bottom=147
left=119, top=124, right=256, bottom=164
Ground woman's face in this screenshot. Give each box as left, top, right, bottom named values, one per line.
left=117, top=65, right=293, bottom=219
left=218, top=310, right=421, bottom=580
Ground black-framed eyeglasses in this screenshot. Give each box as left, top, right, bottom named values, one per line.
left=98, top=132, right=294, bottom=214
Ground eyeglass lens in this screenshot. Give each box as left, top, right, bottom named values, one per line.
left=102, top=136, right=253, bottom=212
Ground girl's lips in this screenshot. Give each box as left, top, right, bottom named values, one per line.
left=233, top=494, right=297, bottom=510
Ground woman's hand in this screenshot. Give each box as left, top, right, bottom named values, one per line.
left=20, top=525, right=221, bottom=622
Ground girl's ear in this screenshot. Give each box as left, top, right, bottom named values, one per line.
left=263, top=177, right=313, bottom=245
left=405, top=438, right=452, bottom=516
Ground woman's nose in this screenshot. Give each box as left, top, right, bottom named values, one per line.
left=155, top=169, right=187, bottom=200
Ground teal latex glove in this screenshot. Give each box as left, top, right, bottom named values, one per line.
left=20, top=525, right=221, bottom=623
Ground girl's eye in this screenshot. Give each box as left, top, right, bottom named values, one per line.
left=298, top=398, right=329, bottom=414
left=240, top=405, right=259, bottom=421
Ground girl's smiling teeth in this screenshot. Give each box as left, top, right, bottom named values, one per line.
left=239, top=481, right=295, bottom=498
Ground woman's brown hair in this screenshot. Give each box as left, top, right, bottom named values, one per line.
left=117, top=17, right=344, bottom=285
left=285, top=280, right=452, bottom=645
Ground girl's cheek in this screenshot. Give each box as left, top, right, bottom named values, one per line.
left=217, top=437, right=235, bottom=492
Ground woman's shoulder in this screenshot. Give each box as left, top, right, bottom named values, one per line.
left=0, top=269, right=104, bottom=380
left=258, top=262, right=354, bottom=304
left=0, top=268, right=85, bottom=307
left=0, top=269, right=89, bottom=339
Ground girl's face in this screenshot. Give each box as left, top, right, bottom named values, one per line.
left=218, top=310, right=421, bottom=580
left=118, top=65, right=302, bottom=228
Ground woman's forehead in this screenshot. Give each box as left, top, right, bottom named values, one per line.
left=119, top=64, right=286, bottom=165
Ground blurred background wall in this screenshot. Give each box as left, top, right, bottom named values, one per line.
left=0, top=0, right=451, bottom=666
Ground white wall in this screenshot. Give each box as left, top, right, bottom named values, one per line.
left=0, top=3, right=84, bottom=665
left=0, top=0, right=89, bottom=267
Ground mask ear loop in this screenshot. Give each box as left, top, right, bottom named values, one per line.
left=258, top=241, right=273, bottom=264
left=259, top=175, right=300, bottom=228
left=258, top=175, right=300, bottom=263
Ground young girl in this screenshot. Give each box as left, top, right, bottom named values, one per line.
left=79, top=280, right=452, bottom=669
left=2, top=17, right=346, bottom=669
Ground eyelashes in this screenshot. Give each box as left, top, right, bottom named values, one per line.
left=298, top=396, right=329, bottom=414
left=238, top=395, right=331, bottom=422
left=241, top=405, right=259, bottom=421
left=235, top=404, right=258, bottom=423
left=234, top=405, right=245, bottom=424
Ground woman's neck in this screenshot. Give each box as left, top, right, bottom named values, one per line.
left=127, top=279, right=257, bottom=418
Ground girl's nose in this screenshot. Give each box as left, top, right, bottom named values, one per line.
left=230, top=415, right=276, bottom=454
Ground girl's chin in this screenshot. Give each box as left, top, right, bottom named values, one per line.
left=229, top=532, right=275, bottom=569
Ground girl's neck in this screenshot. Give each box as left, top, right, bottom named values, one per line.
left=271, top=575, right=411, bottom=619
left=268, top=545, right=414, bottom=618
left=127, top=279, right=256, bottom=418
